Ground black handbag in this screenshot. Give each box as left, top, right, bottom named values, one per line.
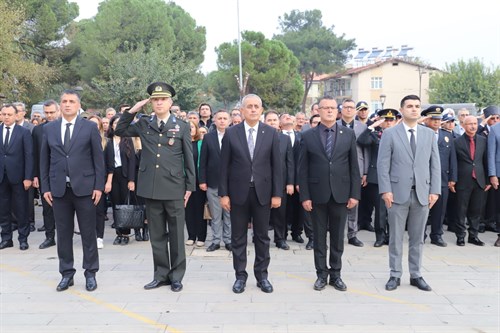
left=113, top=192, right=145, bottom=229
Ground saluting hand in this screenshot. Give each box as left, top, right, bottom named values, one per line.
left=128, top=99, right=150, bottom=114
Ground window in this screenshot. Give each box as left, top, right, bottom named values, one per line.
left=371, top=77, right=383, bottom=89
left=371, top=101, right=382, bottom=111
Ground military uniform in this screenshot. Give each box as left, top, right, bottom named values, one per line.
left=115, top=82, right=195, bottom=288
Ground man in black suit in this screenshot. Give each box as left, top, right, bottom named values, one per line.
left=32, top=100, right=60, bottom=249
left=298, top=96, right=360, bottom=292
left=199, top=109, right=232, bottom=252
left=41, top=90, right=105, bottom=292
left=219, top=94, right=282, bottom=294
left=0, top=104, right=33, bottom=250
left=452, top=115, right=490, bottom=246
left=264, top=111, right=294, bottom=250
left=421, top=106, right=457, bottom=247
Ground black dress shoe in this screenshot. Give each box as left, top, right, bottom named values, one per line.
left=121, top=236, right=129, bottom=245
left=232, top=279, right=246, bottom=293
left=348, top=237, right=364, bottom=247
left=430, top=238, right=447, bottom=247
left=86, top=277, right=97, bottom=291
left=135, top=230, right=143, bottom=242
left=313, top=277, right=327, bottom=291
left=113, top=236, right=122, bottom=245
left=142, top=225, right=149, bottom=241
left=410, top=277, right=432, bottom=291
left=329, top=277, right=347, bottom=291
left=292, top=235, right=304, bottom=243
left=305, top=239, right=314, bottom=250
left=56, top=277, right=74, bottom=291
left=385, top=277, right=400, bottom=291
left=37, top=226, right=46, bottom=232
left=20, top=242, right=29, bottom=251
left=456, top=237, right=465, bottom=246
left=374, top=239, right=384, bottom=247
left=206, top=243, right=220, bottom=252
left=0, top=240, right=14, bottom=250
left=225, top=243, right=232, bottom=251
left=39, top=238, right=56, bottom=249
left=276, top=241, right=290, bottom=250
left=144, top=279, right=171, bottom=290
left=256, top=279, right=273, bottom=293
left=468, top=237, right=485, bottom=246
left=361, top=224, right=375, bottom=232
left=171, top=281, right=183, bottom=292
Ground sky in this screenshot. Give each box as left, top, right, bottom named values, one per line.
left=71, top=0, right=500, bottom=74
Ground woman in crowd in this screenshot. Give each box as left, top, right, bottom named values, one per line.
left=131, top=136, right=148, bottom=241
left=87, top=115, right=114, bottom=249
left=108, top=115, right=136, bottom=245
left=198, top=126, right=208, bottom=139
left=185, top=121, right=207, bottom=247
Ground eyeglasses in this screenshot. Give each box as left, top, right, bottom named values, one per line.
left=459, top=114, right=469, bottom=117
left=342, top=106, right=355, bottom=110
left=319, top=106, right=338, bottom=110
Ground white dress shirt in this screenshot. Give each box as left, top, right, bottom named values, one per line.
left=2, top=123, right=15, bottom=145
left=403, top=122, right=418, bottom=144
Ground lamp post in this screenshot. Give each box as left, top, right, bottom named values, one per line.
left=379, top=94, right=386, bottom=109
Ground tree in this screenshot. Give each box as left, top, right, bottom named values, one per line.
left=86, top=44, right=202, bottom=110
left=69, top=0, right=206, bottom=82
left=429, top=59, right=500, bottom=108
left=212, top=31, right=303, bottom=112
left=0, top=0, right=55, bottom=104
left=275, top=9, right=356, bottom=112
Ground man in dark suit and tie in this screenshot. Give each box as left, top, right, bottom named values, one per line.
left=40, top=90, right=105, bottom=292
left=32, top=100, right=60, bottom=249
left=219, top=94, right=282, bottom=294
left=199, top=109, right=232, bottom=252
left=0, top=104, right=33, bottom=250
left=264, top=111, right=294, bottom=250
left=421, top=106, right=457, bottom=247
left=298, top=96, right=360, bottom=292
left=452, top=115, right=490, bottom=246
left=378, top=95, right=441, bottom=292
left=115, top=82, right=195, bottom=293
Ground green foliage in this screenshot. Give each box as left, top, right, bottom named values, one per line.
left=0, top=0, right=55, bottom=104
left=69, top=0, right=206, bottom=82
left=212, top=31, right=303, bottom=112
left=87, top=45, right=202, bottom=110
left=275, top=9, right=356, bottom=111
left=429, top=59, right=500, bottom=108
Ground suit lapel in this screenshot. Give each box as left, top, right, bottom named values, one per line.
left=236, top=123, right=252, bottom=162
left=68, top=117, right=83, bottom=152
left=415, top=126, right=426, bottom=158
left=253, top=122, right=266, bottom=159
left=0, top=124, right=5, bottom=152
left=396, top=124, right=414, bottom=160
left=312, top=126, right=328, bottom=159
left=330, top=123, right=342, bottom=161
left=54, top=119, right=64, bottom=148
left=5, top=125, right=20, bottom=153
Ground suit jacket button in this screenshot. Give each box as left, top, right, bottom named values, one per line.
left=159, top=134, right=163, bottom=137
left=156, top=165, right=159, bottom=168
left=157, top=154, right=160, bottom=157
left=158, top=144, right=161, bottom=147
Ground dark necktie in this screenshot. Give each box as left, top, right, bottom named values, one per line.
left=4, top=126, right=10, bottom=147
left=325, top=128, right=333, bottom=158
left=409, top=129, right=416, bottom=157
left=469, top=135, right=476, bottom=179
left=64, top=123, right=72, bottom=152
left=159, top=120, right=165, bottom=132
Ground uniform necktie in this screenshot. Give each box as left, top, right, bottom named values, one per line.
left=325, top=128, right=333, bottom=158
left=4, top=126, right=10, bottom=147
left=469, top=135, right=476, bottom=179
left=64, top=123, right=72, bottom=152
left=248, top=128, right=255, bottom=160
left=409, top=129, right=416, bottom=157
left=159, top=120, right=165, bottom=132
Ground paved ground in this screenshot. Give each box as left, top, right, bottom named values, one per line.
left=0, top=206, right=499, bottom=333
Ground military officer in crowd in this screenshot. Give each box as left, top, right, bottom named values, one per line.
left=421, top=106, right=457, bottom=247
left=115, top=82, right=196, bottom=292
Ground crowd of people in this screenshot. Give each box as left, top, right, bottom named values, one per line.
left=1, top=83, right=499, bottom=294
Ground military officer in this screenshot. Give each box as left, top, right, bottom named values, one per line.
left=115, top=82, right=196, bottom=292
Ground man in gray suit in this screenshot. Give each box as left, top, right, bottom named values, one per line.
left=337, top=99, right=369, bottom=247
left=487, top=120, right=500, bottom=247
left=378, top=95, right=441, bottom=292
